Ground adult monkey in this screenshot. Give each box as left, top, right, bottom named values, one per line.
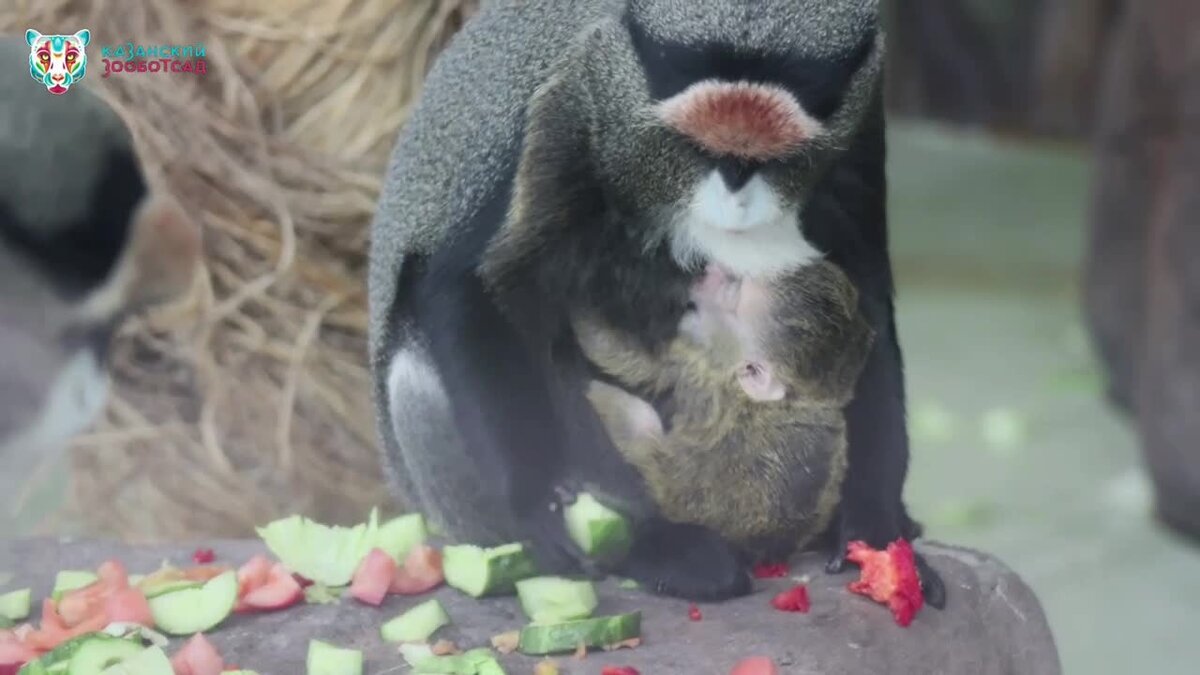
left=369, top=0, right=945, bottom=604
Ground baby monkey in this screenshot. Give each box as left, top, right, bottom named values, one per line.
left=576, top=260, right=874, bottom=561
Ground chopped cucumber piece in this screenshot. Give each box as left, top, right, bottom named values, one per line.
left=515, top=577, right=597, bottom=623
left=66, top=636, right=144, bottom=674
left=35, top=633, right=102, bottom=670
left=476, top=659, right=506, bottom=675
left=442, top=544, right=536, bottom=597
left=380, top=599, right=450, bottom=643
left=399, top=643, right=436, bottom=667
left=376, top=513, right=428, bottom=561
left=257, top=510, right=383, bottom=587
left=517, top=612, right=642, bottom=656
left=304, top=583, right=343, bottom=605
left=306, top=640, right=362, bottom=675
left=564, top=494, right=632, bottom=561
left=146, top=570, right=237, bottom=636
left=97, top=645, right=173, bottom=675
left=0, top=587, right=31, bottom=621
left=17, top=660, right=49, bottom=675
left=51, top=571, right=98, bottom=601
left=411, top=649, right=494, bottom=674
left=616, top=578, right=640, bottom=590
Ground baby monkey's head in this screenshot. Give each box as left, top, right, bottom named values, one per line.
left=683, top=261, right=874, bottom=402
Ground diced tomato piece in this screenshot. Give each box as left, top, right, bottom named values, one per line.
left=237, top=563, right=302, bottom=613
left=770, top=585, right=810, bottom=613
left=389, top=545, right=445, bottom=595
left=600, top=668, right=640, bottom=675
left=687, top=604, right=702, bottom=621
left=105, top=586, right=154, bottom=627
left=350, top=549, right=396, bottom=606
left=97, top=560, right=130, bottom=589
left=171, top=633, right=225, bottom=675
left=0, top=639, right=37, bottom=669
left=730, top=656, right=780, bottom=675
left=193, top=548, right=216, bottom=564
left=845, top=539, right=924, bottom=627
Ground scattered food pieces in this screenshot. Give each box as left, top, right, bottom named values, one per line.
left=533, top=659, right=560, bottom=675
left=235, top=556, right=303, bottom=614
left=600, top=666, right=640, bottom=675
left=191, top=549, right=216, bottom=565
left=303, top=584, right=342, bottom=606
left=845, top=539, right=924, bottom=627
left=349, top=549, right=397, bottom=607
left=688, top=604, right=702, bottom=621
left=769, top=585, right=810, bottom=613
left=431, top=640, right=459, bottom=656
left=564, top=493, right=633, bottom=561
left=730, top=656, right=780, bottom=675
left=517, top=612, right=642, bottom=656
left=600, top=638, right=641, bottom=652
left=751, top=563, right=789, bottom=579
left=306, top=639, right=362, bottom=675
left=489, top=631, right=520, bottom=655
left=390, top=545, right=445, bottom=596
left=516, top=577, right=598, bottom=624
left=380, top=598, right=451, bottom=643
left=442, top=544, right=537, bottom=598
left=0, top=590, right=30, bottom=623
left=171, top=632, right=225, bottom=675
left=147, top=570, right=238, bottom=636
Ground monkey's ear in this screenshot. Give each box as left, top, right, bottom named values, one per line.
left=737, top=361, right=786, bottom=402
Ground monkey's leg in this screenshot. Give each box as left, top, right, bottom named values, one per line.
left=823, top=309, right=946, bottom=610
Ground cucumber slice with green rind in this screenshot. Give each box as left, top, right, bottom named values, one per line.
left=66, top=636, right=144, bottom=675
left=442, top=544, right=537, bottom=598
left=380, top=599, right=450, bottom=643
left=563, top=494, right=632, bottom=561
left=0, top=587, right=31, bottom=621
left=51, top=571, right=98, bottom=601
left=411, top=649, right=495, bottom=674
left=306, top=640, right=362, bottom=675
left=257, top=511, right=381, bottom=587
left=146, top=570, right=237, bottom=636
left=35, top=633, right=104, bottom=670
left=515, top=577, right=598, bottom=623
left=140, top=579, right=203, bottom=600
left=517, top=612, right=642, bottom=656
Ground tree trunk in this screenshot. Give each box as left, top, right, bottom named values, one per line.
left=1084, top=0, right=1200, bottom=541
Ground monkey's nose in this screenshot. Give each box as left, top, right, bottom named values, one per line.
left=717, top=159, right=756, bottom=192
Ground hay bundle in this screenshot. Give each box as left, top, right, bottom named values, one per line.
left=0, top=0, right=478, bottom=541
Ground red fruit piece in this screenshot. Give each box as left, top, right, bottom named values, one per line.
left=688, top=604, right=702, bottom=621
left=770, top=585, right=810, bottom=613
left=752, top=563, right=789, bottom=579
left=350, top=548, right=397, bottom=606
left=730, top=656, right=780, bottom=675
left=105, top=587, right=154, bottom=627
left=171, top=633, right=224, bottom=675
left=845, top=538, right=924, bottom=627
left=389, top=545, right=445, bottom=595
left=237, top=561, right=303, bottom=613
left=600, top=667, right=640, bottom=675
left=193, top=548, right=216, bottom=564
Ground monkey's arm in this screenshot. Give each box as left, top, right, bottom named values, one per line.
left=804, top=103, right=946, bottom=609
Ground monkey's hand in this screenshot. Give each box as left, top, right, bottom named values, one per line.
left=617, top=518, right=752, bottom=602
left=514, top=494, right=603, bottom=578
left=824, top=512, right=947, bottom=610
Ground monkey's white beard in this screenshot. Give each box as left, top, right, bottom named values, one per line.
left=671, top=171, right=823, bottom=279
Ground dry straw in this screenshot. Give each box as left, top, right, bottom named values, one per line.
left=1, top=0, right=478, bottom=541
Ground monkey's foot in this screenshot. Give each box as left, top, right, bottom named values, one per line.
left=618, top=519, right=752, bottom=602
left=824, top=518, right=947, bottom=610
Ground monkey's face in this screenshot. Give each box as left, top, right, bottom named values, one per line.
left=587, top=0, right=883, bottom=280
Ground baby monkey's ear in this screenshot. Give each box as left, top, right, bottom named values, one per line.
left=736, top=361, right=786, bottom=401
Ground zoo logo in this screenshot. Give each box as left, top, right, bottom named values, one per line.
left=25, top=28, right=91, bottom=95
